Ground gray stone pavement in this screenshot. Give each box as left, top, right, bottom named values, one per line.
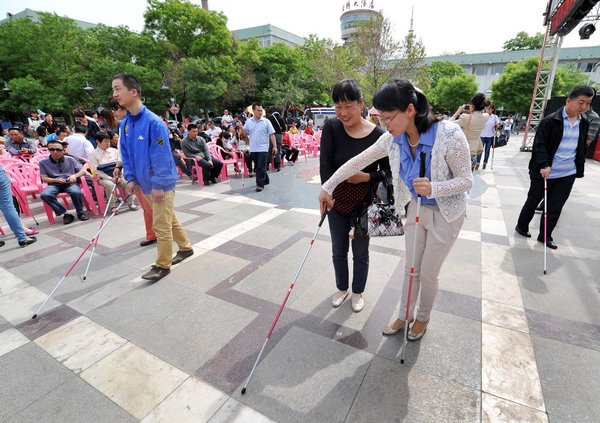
left=0, top=139, right=599, bottom=422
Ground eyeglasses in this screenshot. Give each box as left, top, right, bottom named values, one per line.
left=48, top=148, right=64, bottom=152
left=382, top=111, right=400, bottom=127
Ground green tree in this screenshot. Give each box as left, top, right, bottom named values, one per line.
left=143, top=0, right=236, bottom=116
left=301, top=35, right=359, bottom=104
left=502, top=32, right=544, bottom=51
left=430, top=74, right=478, bottom=111
left=352, top=15, right=403, bottom=103
left=420, top=60, right=466, bottom=95
left=491, top=57, right=590, bottom=113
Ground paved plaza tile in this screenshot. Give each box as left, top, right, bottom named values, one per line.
left=0, top=141, right=599, bottom=422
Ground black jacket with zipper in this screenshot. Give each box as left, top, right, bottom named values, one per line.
left=529, top=107, right=589, bottom=180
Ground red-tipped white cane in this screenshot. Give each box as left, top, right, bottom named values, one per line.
left=401, top=151, right=427, bottom=364
left=241, top=211, right=328, bottom=395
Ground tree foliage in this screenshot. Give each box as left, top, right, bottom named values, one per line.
left=419, top=61, right=466, bottom=94
left=430, top=74, right=478, bottom=112
left=491, top=57, right=590, bottom=113
left=502, top=32, right=544, bottom=51
left=0, top=0, right=436, bottom=122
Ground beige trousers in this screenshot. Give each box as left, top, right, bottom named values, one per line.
left=145, top=190, right=192, bottom=269
left=399, top=202, right=465, bottom=322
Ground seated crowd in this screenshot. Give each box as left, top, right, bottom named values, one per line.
left=0, top=105, right=321, bottom=242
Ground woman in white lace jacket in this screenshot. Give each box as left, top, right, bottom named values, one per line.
left=319, top=79, right=473, bottom=341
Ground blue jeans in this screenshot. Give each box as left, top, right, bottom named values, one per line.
left=250, top=152, right=269, bottom=188
left=477, top=136, right=494, bottom=164
left=327, top=208, right=370, bottom=294
left=0, top=166, right=27, bottom=242
left=41, top=183, right=84, bottom=216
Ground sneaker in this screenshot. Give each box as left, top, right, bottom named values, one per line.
left=63, top=213, right=75, bottom=225
left=128, top=204, right=138, bottom=211
left=172, top=249, right=194, bottom=265
left=351, top=293, right=364, bottom=312
left=77, top=213, right=89, bottom=221
left=255, top=186, right=264, bottom=192
left=331, top=290, right=349, bottom=307
left=19, top=236, right=37, bottom=247
left=141, top=265, right=170, bottom=282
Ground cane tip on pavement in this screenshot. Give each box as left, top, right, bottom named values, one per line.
left=32, top=314, right=37, bottom=319
left=400, top=359, right=404, bottom=364
left=241, top=388, right=246, bottom=395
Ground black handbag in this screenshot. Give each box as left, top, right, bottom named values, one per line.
left=355, top=177, right=404, bottom=238
left=494, top=133, right=508, bottom=148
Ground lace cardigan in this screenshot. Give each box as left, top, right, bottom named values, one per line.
left=322, top=120, right=473, bottom=223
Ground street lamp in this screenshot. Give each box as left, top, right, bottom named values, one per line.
left=2, top=82, right=10, bottom=92
left=83, top=81, right=94, bottom=91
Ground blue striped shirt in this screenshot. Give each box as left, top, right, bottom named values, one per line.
left=550, top=108, right=578, bottom=179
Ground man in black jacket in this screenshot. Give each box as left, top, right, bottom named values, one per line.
left=515, top=86, right=594, bottom=249
left=267, top=107, right=287, bottom=171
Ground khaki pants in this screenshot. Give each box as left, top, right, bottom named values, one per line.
left=145, top=190, right=192, bottom=269
left=399, top=202, right=464, bottom=322
left=98, top=178, right=132, bottom=210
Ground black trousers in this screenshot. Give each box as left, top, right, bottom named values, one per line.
left=517, top=174, right=576, bottom=240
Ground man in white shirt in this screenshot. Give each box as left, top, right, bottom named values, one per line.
left=206, top=121, right=222, bottom=137
left=65, top=124, right=94, bottom=161
left=88, top=132, right=136, bottom=212
left=221, top=110, right=233, bottom=128
left=242, top=102, right=277, bottom=192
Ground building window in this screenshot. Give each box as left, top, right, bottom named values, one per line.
left=493, top=65, right=505, bottom=75
left=474, top=66, right=487, bottom=76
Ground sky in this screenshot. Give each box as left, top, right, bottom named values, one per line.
left=0, top=0, right=596, bottom=55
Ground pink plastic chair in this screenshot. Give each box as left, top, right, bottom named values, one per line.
left=182, top=157, right=205, bottom=187
left=209, top=144, right=238, bottom=181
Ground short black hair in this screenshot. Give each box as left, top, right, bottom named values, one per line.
left=8, top=127, right=22, bottom=133
left=332, top=79, right=363, bottom=103
left=112, top=73, right=142, bottom=97
left=568, top=85, right=595, bottom=99
left=56, top=127, right=69, bottom=136
left=187, top=123, right=198, bottom=131
left=74, top=123, right=88, bottom=134
left=95, top=131, right=109, bottom=143
left=252, top=102, right=262, bottom=110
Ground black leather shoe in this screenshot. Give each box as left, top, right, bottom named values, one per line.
left=19, top=236, right=37, bottom=247
left=78, top=213, right=89, bottom=221
left=515, top=225, right=531, bottom=238
left=141, top=265, right=170, bottom=282
left=140, top=239, right=157, bottom=247
left=172, top=249, right=194, bottom=265
left=538, top=237, right=557, bottom=249
left=63, top=213, right=75, bottom=225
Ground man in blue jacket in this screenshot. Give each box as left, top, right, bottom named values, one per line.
left=112, top=73, right=193, bottom=281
